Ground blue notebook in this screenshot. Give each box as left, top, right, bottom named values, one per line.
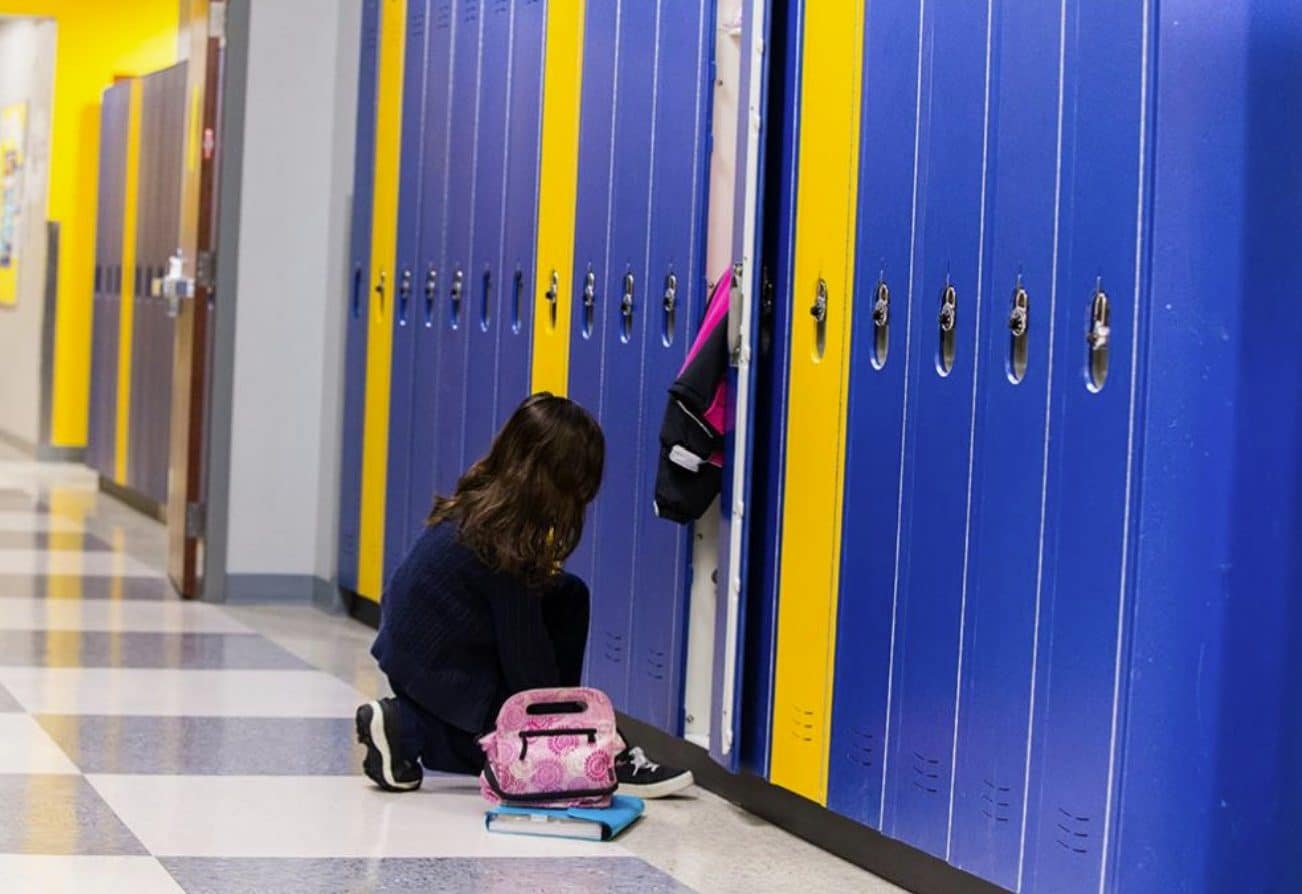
left=484, top=796, right=645, bottom=842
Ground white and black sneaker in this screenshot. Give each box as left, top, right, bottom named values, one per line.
left=615, top=746, right=694, bottom=799
left=355, top=699, right=422, bottom=792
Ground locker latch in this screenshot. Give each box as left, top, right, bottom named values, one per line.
left=398, top=268, right=413, bottom=323
left=662, top=272, right=678, bottom=313
left=424, top=267, right=438, bottom=325
left=545, top=269, right=559, bottom=306
left=450, top=268, right=464, bottom=326
left=810, top=278, right=828, bottom=323
left=872, top=280, right=890, bottom=329
left=1008, top=285, right=1029, bottom=337
left=1087, top=289, right=1111, bottom=350
left=621, top=272, right=635, bottom=318
left=939, top=284, right=957, bottom=333
left=582, top=270, right=596, bottom=309
left=375, top=270, right=387, bottom=313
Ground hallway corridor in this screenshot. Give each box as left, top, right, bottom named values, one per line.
left=0, top=452, right=893, bottom=893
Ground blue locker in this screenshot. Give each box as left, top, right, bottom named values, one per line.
left=1021, top=1, right=1148, bottom=890
left=739, top=0, right=801, bottom=778
left=432, top=0, right=483, bottom=498
left=494, top=0, right=545, bottom=423
left=405, top=1, right=456, bottom=559
left=625, top=0, right=712, bottom=734
left=564, top=0, right=618, bottom=648
left=947, top=0, right=1063, bottom=886
left=825, top=0, right=923, bottom=828
left=461, top=0, right=511, bottom=465
left=881, top=0, right=992, bottom=858
left=584, top=0, right=658, bottom=713
left=382, top=0, right=430, bottom=584
left=338, top=0, right=381, bottom=592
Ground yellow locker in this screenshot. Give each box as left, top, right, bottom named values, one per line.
left=769, top=0, right=865, bottom=804
left=357, top=0, right=407, bottom=601
left=529, top=0, right=586, bottom=397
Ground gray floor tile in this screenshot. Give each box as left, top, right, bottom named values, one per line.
left=0, top=631, right=309, bottom=669
left=0, top=774, right=146, bottom=855
left=0, top=681, right=18, bottom=711
left=159, top=857, right=695, bottom=893
left=39, top=715, right=361, bottom=775
left=0, top=532, right=113, bottom=551
left=0, top=575, right=174, bottom=599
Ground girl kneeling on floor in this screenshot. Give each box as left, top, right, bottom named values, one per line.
left=356, top=393, right=693, bottom=799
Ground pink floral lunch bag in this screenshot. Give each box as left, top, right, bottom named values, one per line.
left=478, top=687, right=624, bottom=808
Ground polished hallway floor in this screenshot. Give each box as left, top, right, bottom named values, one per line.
left=0, top=452, right=900, bottom=894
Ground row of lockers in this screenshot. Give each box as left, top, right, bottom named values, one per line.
left=336, top=0, right=713, bottom=738
left=87, top=64, right=187, bottom=506
left=337, top=1, right=1302, bottom=892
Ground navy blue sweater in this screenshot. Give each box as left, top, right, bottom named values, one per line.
left=370, top=522, right=563, bottom=733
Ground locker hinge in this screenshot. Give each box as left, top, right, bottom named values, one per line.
left=185, top=502, right=206, bottom=539
left=209, top=1, right=228, bottom=43
left=195, top=250, right=215, bottom=291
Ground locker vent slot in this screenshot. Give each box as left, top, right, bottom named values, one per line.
left=1055, top=807, right=1092, bottom=854
left=351, top=265, right=363, bottom=320
left=911, top=751, right=941, bottom=794
left=480, top=269, right=492, bottom=331
left=848, top=729, right=875, bottom=768
left=602, top=630, right=624, bottom=664
left=790, top=705, right=816, bottom=743
left=980, top=777, right=1013, bottom=823
left=642, top=647, right=666, bottom=682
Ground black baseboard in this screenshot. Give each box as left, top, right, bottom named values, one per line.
left=613, top=720, right=1006, bottom=894
left=98, top=476, right=166, bottom=521
left=336, top=588, right=1004, bottom=893
left=341, top=586, right=380, bottom=628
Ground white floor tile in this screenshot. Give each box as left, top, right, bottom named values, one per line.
left=0, top=599, right=249, bottom=633
left=0, top=551, right=161, bottom=578
left=0, top=513, right=86, bottom=534
left=0, top=715, right=80, bottom=774
left=0, top=856, right=182, bottom=894
left=0, top=668, right=362, bottom=717
left=88, top=774, right=624, bottom=860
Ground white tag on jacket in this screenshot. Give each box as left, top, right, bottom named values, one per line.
left=668, top=444, right=705, bottom=473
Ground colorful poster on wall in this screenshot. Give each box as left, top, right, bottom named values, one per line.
left=0, top=102, right=27, bottom=307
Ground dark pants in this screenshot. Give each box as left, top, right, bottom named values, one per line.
left=392, top=573, right=590, bottom=775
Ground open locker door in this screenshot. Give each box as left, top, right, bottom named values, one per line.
left=709, top=0, right=772, bottom=770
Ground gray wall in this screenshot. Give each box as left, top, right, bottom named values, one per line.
left=0, top=17, right=55, bottom=450
left=210, top=0, right=359, bottom=590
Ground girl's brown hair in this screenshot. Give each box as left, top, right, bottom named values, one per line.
left=429, top=393, right=605, bottom=587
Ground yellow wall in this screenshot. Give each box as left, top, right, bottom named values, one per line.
left=0, top=0, right=178, bottom=447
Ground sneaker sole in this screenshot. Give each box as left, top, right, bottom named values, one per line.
left=617, top=770, right=695, bottom=800
left=355, top=701, right=420, bottom=792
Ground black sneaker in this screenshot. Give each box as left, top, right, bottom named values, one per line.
left=355, top=699, right=422, bottom=792
left=615, top=746, right=694, bottom=799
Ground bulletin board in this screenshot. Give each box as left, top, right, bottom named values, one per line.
left=0, top=101, right=27, bottom=307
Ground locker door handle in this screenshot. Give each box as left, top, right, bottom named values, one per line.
left=374, top=270, right=387, bottom=315
left=511, top=268, right=524, bottom=334
left=1086, top=287, right=1111, bottom=392
left=449, top=268, right=464, bottom=329
left=423, top=266, right=437, bottom=326
left=581, top=267, right=596, bottom=339
left=810, top=278, right=828, bottom=360
left=937, top=283, right=958, bottom=376
left=1008, top=283, right=1030, bottom=384
left=871, top=279, right=890, bottom=369
left=543, top=269, right=559, bottom=331
left=661, top=272, right=677, bottom=346
left=397, top=268, right=412, bottom=325
left=480, top=269, right=492, bottom=331
left=351, top=265, right=363, bottom=319
left=620, top=271, right=635, bottom=343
